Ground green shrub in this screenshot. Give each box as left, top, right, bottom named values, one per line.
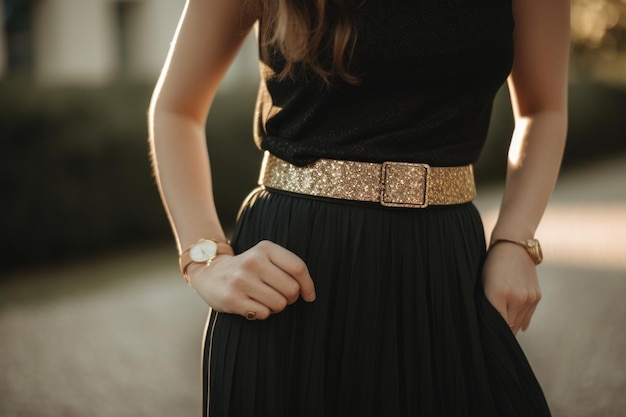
left=0, top=80, right=167, bottom=269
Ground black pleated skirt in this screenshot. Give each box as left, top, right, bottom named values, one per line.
left=202, top=187, right=551, bottom=417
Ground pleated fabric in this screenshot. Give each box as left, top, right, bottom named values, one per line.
left=202, top=187, right=551, bottom=417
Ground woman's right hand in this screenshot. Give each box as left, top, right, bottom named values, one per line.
left=187, top=240, right=317, bottom=320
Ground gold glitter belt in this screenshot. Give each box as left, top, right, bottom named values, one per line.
left=258, top=152, right=476, bottom=208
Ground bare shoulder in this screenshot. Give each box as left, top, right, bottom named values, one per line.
left=184, top=0, right=257, bottom=36
left=511, top=0, right=569, bottom=44
left=509, top=0, right=570, bottom=114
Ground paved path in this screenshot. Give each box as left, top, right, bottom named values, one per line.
left=1, top=157, right=625, bottom=417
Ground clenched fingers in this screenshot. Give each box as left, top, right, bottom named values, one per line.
left=191, top=240, right=317, bottom=320
left=259, top=240, right=316, bottom=302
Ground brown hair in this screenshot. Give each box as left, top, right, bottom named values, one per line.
left=245, top=0, right=363, bottom=85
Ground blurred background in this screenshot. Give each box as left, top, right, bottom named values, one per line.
left=0, top=1, right=625, bottom=416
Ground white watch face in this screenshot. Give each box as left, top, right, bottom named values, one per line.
left=189, top=240, right=218, bottom=262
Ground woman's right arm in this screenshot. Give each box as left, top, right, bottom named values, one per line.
left=148, top=0, right=315, bottom=319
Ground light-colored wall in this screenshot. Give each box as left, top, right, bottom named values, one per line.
left=123, top=0, right=185, bottom=81
left=33, top=0, right=117, bottom=84
left=30, top=0, right=186, bottom=85
left=220, top=32, right=259, bottom=90
left=2, top=0, right=258, bottom=86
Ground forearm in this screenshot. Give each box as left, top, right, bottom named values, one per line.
left=145, top=0, right=256, bottom=254
left=491, top=110, right=567, bottom=242
left=149, top=108, right=227, bottom=253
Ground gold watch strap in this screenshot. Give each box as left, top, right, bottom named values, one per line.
left=489, top=238, right=542, bottom=265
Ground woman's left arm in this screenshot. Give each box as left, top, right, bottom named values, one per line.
left=483, top=0, right=570, bottom=334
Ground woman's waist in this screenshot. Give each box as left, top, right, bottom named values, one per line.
left=257, top=151, right=476, bottom=209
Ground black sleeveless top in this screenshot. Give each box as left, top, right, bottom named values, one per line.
left=254, top=0, right=514, bottom=167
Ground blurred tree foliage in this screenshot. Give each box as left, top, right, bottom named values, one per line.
left=570, top=0, right=626, bottom=84
left=571, top=0, right=626, bottom=54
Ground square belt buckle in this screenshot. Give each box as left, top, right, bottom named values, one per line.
left=380, top=161, right=430, bottom=208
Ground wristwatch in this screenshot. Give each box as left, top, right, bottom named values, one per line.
left=490, top=238, right=543, bottom=265
left=179, top=238, right=234, bottom=284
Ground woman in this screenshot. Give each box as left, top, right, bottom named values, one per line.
left=149, top=0, right=569, bottom=415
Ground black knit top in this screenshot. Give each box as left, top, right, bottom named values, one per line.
left=253, top=0, right=515, bottom=167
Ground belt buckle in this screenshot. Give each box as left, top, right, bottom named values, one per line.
left=380, top=161, right=430, bottom=208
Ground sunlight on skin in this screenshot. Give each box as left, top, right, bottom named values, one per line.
left=482, top=204, right=626, bottom=271
left=507, top=118, right=528, bottom=167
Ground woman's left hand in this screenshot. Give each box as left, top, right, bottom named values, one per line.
left=482, top=242, right=542, bottom=334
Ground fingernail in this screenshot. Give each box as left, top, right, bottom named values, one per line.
left=307, top=292, right=316, bottom=302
